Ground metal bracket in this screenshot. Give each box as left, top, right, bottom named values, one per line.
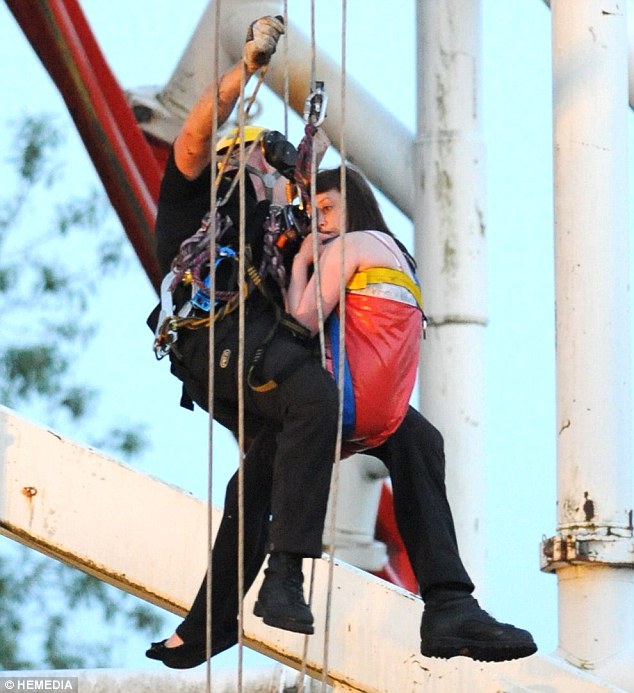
left=540, top=528, right=634, bottom=572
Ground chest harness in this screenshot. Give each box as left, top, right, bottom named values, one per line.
left=152, top=199, right=311, bottom=386
left=153, top=85, right=329, bottom=393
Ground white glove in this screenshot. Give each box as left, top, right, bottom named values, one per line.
left=243, top=15, right=285, bottom=72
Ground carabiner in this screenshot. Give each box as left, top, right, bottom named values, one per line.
left=303, top=81, right=328, bottom=126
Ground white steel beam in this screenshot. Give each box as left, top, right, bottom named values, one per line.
left=412, top=0, right=487, bottom=591
left=0, top=405, right=629, bottom=692
left=541, top=0, right=634, bottom=111
left=545, top=1, right=634, bottom=690
left=126, top=0, right=416, bottom=220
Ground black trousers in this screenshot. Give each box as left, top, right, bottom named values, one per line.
left=172, top=314, right=340, bottom=558
left=176, top=406, right=474, bottom=644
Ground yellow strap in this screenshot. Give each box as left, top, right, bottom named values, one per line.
left=346, top=267, right=424, bottom=311
left=248, top=378, right=278, bottom=393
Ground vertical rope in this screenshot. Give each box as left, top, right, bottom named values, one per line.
left=320, top=3, right=347, bottom=688
left=305, top=82, right=327, bottom=692
left=235, top=64, right=250, bottom=693
left=282, top=0, right=289, bottom=138
left=308, top=0, right=327, bottom=367
left=204, top=3, right=221, bottom=692
left=297, top=6, right=321, bottom=688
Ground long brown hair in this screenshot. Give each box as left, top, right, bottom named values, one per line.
left=315, top=166, right=417, bottom=272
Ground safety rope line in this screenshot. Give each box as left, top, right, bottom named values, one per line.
left=297, top=3, right=333, bottom=691
left=199, top=9, right=350, bottom=693
left=204, top=3, right=222, bottom=693
left=296, top=29, right=311, bottom=693
left=235, top=58, right=252, bottom=693
left=297, top=5, right=319, bottom=688
left=320, top=3, right=347, bottom=688
left=282, top=0, right=289, bottom=138
left=201, top=10, right=270, bottom=693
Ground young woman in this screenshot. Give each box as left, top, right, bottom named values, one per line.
left=287, top=166, right=425, bottom=454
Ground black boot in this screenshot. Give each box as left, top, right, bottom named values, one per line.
left=420, top=590, right=537, bottom=662
left=253, top=552, right=314, bottom=635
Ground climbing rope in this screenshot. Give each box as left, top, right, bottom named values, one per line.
left=192, top=6, right=351, bottom=692
left=235, top=54, right=254, bottom=693
left=319, top=3, right=348, bottom=689
left=204, top=4, right=221, bottom=693
left=199, top=13, right=277, bottom=693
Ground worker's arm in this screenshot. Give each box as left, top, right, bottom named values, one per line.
left=174, top=15, right=284, bottom=180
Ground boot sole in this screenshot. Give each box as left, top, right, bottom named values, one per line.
left=254, top=600, right=315, bottom=635
left=420, top=638, right=537, bottom=662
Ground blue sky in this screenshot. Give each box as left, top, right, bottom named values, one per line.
left=1, top=0, right=633, bottom=673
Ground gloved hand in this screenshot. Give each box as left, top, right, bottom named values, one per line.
left=243, top=15, right=285, bottom=73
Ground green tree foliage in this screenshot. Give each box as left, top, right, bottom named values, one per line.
left=0, top=115, right=164, bottom=669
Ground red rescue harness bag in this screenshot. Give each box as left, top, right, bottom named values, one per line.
left=328, top=282, right=423, bottom=457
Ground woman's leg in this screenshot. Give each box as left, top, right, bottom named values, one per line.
left=176, top=429, right=278, bottom=645
left=371, top=407, right=473, bottom=596
left=373, top=407, right=536, bottom=662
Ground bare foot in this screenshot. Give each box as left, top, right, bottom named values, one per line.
left=165, top=632, right=184, bottom=648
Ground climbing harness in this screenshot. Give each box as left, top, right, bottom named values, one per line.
left=259, top=203, right=311, bottom=291
left=153, top=76, right=333, bottom=364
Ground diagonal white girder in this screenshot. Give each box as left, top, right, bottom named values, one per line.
left=0, top=405, right=626, bottom=693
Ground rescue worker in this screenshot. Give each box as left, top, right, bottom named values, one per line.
left=146, top=15, right=537, bottom=669
left=146, top=15, right=338, bottom=659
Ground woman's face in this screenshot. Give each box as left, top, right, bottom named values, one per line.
left=315, top=189, right=343, bottom=236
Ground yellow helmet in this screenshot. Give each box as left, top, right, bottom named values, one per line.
left=216, top=125, right=268, bottom=154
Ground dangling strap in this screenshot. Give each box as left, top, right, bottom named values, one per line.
left=293, top=120, right=329, bottom=210
left=247, top=298, right=313, bottom=392
left=328, top=314, right=355, bottom=438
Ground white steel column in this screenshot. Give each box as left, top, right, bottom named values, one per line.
left=413, top=0, right=487, bottom=589
left=544, top=1, right=634, bottom=688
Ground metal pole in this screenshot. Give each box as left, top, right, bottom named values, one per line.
left=542, top=1, right=634, bottom=687
left=541, top=0, right=634, bottom=112
left=413, top=0, right=487, bottom=590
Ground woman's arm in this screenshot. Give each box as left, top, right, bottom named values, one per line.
left=287, top=234, right=359, bottom=335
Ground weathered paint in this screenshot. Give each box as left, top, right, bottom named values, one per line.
left=2, top=405, right=626, bottom=691
left=413, top=0, right=488, bottom=594
left=546, top=5, right=634, bottom=686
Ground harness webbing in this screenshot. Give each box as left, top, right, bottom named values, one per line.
left=346, top=267, right=424, bottom=311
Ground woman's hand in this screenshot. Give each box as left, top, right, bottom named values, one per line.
left=294, top=232, right=332, bottom=266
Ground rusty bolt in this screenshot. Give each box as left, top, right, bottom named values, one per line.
left=22, top=486, right=37, bottom=498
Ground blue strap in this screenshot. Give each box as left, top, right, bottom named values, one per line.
left=328, top=315, right=355, bottom=439
left=191, top=246, right=237, bottom=312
